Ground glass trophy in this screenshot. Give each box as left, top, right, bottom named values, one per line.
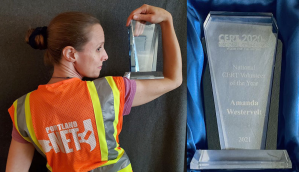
left=190, top=12, right=292, bottom=170
left=124, top=20, right=163, bottom=79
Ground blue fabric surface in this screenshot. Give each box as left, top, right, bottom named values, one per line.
left=187, top=0, right=299, bottom=171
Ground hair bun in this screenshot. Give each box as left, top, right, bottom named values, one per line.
left=25, top=26, right=48, bottom=50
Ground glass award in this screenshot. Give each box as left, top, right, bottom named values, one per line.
left=190, top=12, right=292, bottom=170
left=124, top=20, right=163, bottom=79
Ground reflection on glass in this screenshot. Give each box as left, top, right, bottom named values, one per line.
left=129, top=20, right=158, bottom=72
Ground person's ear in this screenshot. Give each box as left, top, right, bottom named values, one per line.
left=62, top=46, right=77, bottom=62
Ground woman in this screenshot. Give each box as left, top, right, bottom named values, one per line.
left=6, top=4, right=182, bottom=172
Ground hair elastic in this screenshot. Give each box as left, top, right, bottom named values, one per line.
left=28, top=26, right=48, bottom=49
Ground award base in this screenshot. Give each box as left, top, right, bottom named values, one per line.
left=190, top=150, right=292, bottom=170
left=124, top=72, right=164, bottom=80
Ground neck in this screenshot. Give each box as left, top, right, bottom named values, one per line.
left=47, top=62, right=83, bottom=84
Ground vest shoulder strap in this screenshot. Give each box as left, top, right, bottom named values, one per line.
left=13, top=93, right=46, bottom=157
left=12, top=94, right=30, bottom=142
left=90, top=76, right=125, bottom=158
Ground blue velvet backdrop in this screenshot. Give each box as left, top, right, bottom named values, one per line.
left=187, top=0, right=299, bottom=171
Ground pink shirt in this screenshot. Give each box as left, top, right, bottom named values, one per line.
left=11, top=77, right=136, bottom=143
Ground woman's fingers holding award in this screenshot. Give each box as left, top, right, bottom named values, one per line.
left=126, top=4, right=171, bottom=26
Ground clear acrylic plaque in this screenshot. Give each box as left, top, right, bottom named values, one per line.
left=124, top=20, right=163, bottom=79
left=191, top=12, right=292, bottom=170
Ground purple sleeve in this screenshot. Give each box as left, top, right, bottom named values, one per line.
left=123, top=77, right=136, bottom=116
left=12, top=125, right=30, bottom=144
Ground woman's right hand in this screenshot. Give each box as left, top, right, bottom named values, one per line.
left=126, top=4, right=172, bottom=27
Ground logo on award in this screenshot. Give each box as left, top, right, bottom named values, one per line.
left=218, top=34, right=268, bottom=50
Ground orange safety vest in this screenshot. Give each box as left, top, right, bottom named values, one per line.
left=8, top=77, right=132, bottom=172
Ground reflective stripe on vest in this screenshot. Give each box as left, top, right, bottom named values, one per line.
left=89, top=149, right=131, bottom=172
left=15, top=93, right=44, bottom=156
left=13, top=77, right=131, bottom=172
left=13, top=93, right=52, bottom=168
left=13, top=98, right=30, bottom=143
left=92, top=77, right=123, bottom=160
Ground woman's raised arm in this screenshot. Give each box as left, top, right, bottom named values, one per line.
left=126, top=4, right=182, bottom=107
